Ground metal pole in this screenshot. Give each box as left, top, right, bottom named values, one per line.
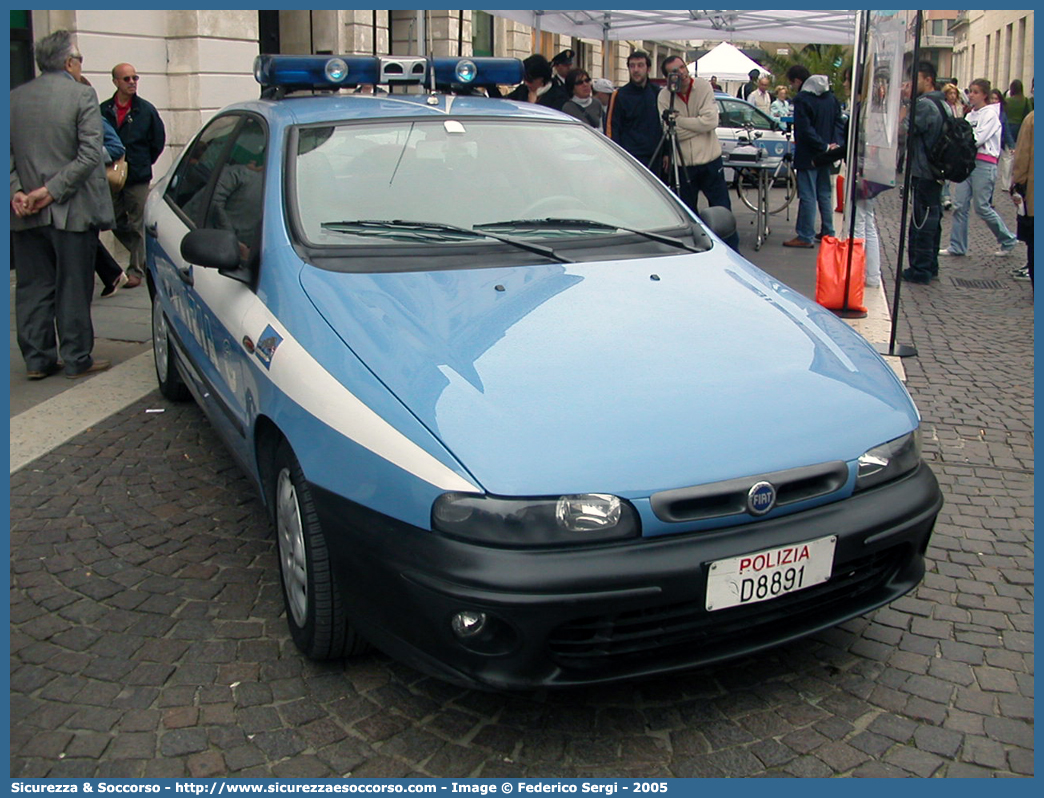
left=415, top=9, right=425, bottom=56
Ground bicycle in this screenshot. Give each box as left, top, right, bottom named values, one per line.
left=732, top=124, right=797, bottom=216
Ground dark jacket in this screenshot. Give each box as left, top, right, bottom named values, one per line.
left=100, top=93, right=166, bottom=185
left=607, top=80, right=662, bottom=165
left=907, top=90, right=950, bottom=180
left=504, top=81, right=569, bottom=111
left=791, top=75, right=845, bottom=171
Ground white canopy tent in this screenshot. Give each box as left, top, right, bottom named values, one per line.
left=691, top=42, right=768, bottom=83
left=482, top=9, right=857, bottom=45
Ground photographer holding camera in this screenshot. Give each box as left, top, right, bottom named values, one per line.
left=656, top=57, right=738, bottom=249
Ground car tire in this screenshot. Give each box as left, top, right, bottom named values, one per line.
left=151, top=292, right=191, bottom=402
left=273, top=440, right=368, bottom=660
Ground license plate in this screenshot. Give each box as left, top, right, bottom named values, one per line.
left=705, top=536, right=837, bottom=612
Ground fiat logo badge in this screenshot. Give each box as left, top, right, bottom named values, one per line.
left=747, top=481, right=776, bottom=516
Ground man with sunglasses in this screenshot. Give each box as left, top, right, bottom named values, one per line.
left=100, top=62, right=166, bottom=287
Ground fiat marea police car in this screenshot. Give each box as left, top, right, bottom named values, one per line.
left=145, top=54, right=942, bottom=689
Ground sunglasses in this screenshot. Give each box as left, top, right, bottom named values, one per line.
left=120, top=75, right=140, bottom=83
left=577, top=77, right=592, bottom=84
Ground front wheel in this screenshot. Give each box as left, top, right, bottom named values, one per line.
left=735, top=163, right=797, bottom=215
left=273, top=440, right=368, bottom=660
left=151, top=292, right=190, bottom=401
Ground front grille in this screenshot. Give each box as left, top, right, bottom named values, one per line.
left=547, top=546, right=907, bottom=669
left=650, top=461, right=849, bottom=523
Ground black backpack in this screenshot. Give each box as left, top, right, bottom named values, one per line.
left=924, top=95, right=978, bottom=183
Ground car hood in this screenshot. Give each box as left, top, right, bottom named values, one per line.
left=300, top=251, right=918, bottom=497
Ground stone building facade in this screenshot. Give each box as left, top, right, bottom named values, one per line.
left=13, top=9, right=691, bottom=172
left=950, top=10, right=1035, bottom=95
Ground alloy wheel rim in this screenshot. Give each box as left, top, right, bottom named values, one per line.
left=276, top=468, right=308, bottom=627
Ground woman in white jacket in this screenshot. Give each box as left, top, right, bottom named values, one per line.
left=942, top=79, right=1018, bottom=257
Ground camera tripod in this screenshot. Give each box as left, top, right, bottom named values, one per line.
left=648, top=76, right=693, bottom=205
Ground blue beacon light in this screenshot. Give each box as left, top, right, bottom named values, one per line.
left=253, top=54, right=380, bottom=89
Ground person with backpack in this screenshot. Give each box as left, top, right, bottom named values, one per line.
left=941, top=78, right=1019, bottom=261
left=902, top=62, right=953, bottom=284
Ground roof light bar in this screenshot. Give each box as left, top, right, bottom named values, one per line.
left=430, top=57, right=523, bottom=87
left=254, top=54, right=379, bottom=93
left=253, top=54, right=524, bottom=95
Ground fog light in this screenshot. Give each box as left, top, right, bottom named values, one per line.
left=451, top=610, right=487, bottom=639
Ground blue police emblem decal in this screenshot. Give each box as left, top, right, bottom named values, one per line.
left=747, top=481, right=776, bottom=516
left=254, top=325, right=283, bottom=370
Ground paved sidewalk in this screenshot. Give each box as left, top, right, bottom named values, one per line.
left=9, top=192, right=1033, bottom=778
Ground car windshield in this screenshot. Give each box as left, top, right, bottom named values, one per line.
left=719, top=99, right=775, bottom=131
left=292, top=119, right=690, bottom=247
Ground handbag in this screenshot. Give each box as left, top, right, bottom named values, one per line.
left=107, top=156, right=128, bottom=192
left=815, top=235, right=867, bottom=313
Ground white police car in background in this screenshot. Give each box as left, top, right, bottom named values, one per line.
left=145, top=54, right=942, bottom=689
left=715, top=92, right=793, bottom=180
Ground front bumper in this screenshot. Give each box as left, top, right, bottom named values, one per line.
left=312, top=463, right=942, bottom=690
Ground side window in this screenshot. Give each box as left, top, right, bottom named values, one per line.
left=165, top=115, right=240, bottom=227
left=204, top=116, right=268, bottom=266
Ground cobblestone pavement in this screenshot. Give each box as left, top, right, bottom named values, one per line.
left=10, top=192, right=1032, bottom=778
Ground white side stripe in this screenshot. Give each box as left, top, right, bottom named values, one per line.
left=239, top=298, right=479, bottom=492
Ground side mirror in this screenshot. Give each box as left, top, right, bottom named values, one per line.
left=698, top=206, right=737, bottom=243
left=180, top=229, right=241, bottom=270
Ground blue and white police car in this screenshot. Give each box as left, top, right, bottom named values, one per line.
left=145, top=54, right=942, bottom=689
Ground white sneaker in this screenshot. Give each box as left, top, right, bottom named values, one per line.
left=992, top=248, right=1014, bottom=257
left=938, top=248, right=963, bottom=256
left=1012, top=267, right=1031, bottom=281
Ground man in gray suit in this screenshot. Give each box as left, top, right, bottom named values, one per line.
left=10, top=29, right=115, bottom=379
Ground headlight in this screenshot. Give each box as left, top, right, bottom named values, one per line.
left=855, top=430, right=922, bottom=491
left=432, top=493, right=640, bottom=547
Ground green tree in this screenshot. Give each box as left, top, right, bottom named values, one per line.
left=764, top=44, right=854, bottom=103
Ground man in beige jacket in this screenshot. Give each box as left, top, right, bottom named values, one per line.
left=657, top=56, right=738, bottom=249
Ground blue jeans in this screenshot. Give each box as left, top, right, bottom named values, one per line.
left=795, top=166, right=834, bottom=243
left=948, top=160, right=1018, bottom=254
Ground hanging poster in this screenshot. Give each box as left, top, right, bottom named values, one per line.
left=862, top=12, right=905, bottom=186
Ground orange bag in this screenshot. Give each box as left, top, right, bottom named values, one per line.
left=815, top=235, right=867, bottom=313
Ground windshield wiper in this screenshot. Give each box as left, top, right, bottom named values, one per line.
left=478, top=218, right=705, bottom=252
left=475, top=217, right=704, bottom=253
left=319, top=219, right=573, bottom=264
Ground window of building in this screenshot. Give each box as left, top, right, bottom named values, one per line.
left=472, top=10, right=493, bottom=57
left=10, top=10, right=33, bottom=89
